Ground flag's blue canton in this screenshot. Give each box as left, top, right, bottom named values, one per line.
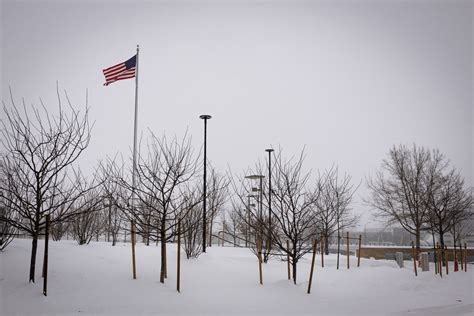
left=125, top=55, right=137, bottom=69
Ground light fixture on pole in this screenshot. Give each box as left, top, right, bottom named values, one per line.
left=265, top=148, right=274, bottom=263
left=200, top=114, right=212, bottom=253
left=245, top=175, right=265, bottom=217
left=246, top=194, right=258, bottom=248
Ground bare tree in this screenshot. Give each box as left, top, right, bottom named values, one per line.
left=181, top=186, right=203, bottom=258
left=0, top=205, right=18, bottom=251
left=0, top=164, right=19, bottom=250
left=206, top=166, right=229, bottom=247
left=452, top=218, right=474, bottom=245
left=0, top=88, right=94, bottom=282
left=71, top=188, right=104, bottom=245
left=232, top=149, right=321, bottom=284
left=100, top=159, right=125, bottom=246
left=315, top=166, right=359, bottom=255
left=115, top=132, right=200, bottom=283
left=367, top=145, right=433, bottom=251
left=49, top=212, right=69, bottom=241
left=269, top=150, right=321, bottom=284
left=426, top=160, right=473, bottom=249
left=223, top=205, right=245, bottom=247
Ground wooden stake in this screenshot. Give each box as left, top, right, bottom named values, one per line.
left=357, top=235, right=362, bottom=267
left=411, top=241, right=417, bottom=277
left=258, top=238, right=263, bottom=285
left=43, top=215, right=50, bottom=296
left=286, top=240, right=291, bottom=280
left=320, top=235, right=324, bottom=268
left=307, top=239, right=317, bottom=294
left=464, top=243, right=468, bottom=272
left=177, top=218, right=181, bottom=293
left=445, top=245, right=448, bottom=275
left=131, top=220, right=137, bottom=279
left=346, top=232, right=350, bottom=269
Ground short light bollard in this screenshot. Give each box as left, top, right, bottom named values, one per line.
left=395, top=252, right=404, bottom=268
left=420, top=253, right=429, bottom=272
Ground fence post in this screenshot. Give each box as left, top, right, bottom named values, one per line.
left=177, top=218, right=181, bottom=293
left=357, top=235, right=362, bottom=267
left=346, top=232, right=350, bottom=269
left=131, top=220, right=137, bottom=279
left=43, top=215, right=50, bottom=296
left=411, top=241, right=417, bottom=277
left=307, top=239, right=317, bottom=294
left=286, top=240, right=291, bottom=280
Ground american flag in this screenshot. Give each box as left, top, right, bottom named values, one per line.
left=103, top=55, right=137, bottom=86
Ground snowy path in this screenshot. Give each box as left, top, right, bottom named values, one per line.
left=1, top=239, right=473, bottom=315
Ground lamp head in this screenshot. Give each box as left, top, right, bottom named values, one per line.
left=245, top=174, right=265, bottom=180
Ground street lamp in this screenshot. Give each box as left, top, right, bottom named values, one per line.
left=245, top=174, right=265, bottom=217
left=245, top=175, right=264, bottom=252
left=200, top=114, right=212, bottom=253
left=265, top=148, right=274, bottom=262
left=246, top=194, right=257, bottom=248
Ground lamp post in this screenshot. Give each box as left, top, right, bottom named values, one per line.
left=265, top=148, right=274, bottom=262
left=245, top=175, right=264, bottom=250
left=245, top=175, right=265, bottom=217
left=200, top=114, right=212, bottom=253
left=246, top=195, right=257, bottom=248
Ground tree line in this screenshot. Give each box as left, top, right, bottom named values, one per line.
left=0, top=90, right=472, bottom=286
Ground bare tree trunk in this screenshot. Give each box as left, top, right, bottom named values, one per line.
left=208, top=222, right=213, bottom=247
left=337, top=235, right=341, bottom=269
left=292, top=259, right=297, bottom=285
left=292, top=242, right=297, bottom=284
left=439, top=229, right=446, bottom=266
left=164, top=242, right=168, bottom=279
left=107, top=205, right=111, bottom=242
left=160, top=238, right=166, bottom=283
left=431, top=229, right=437, bottom=273
left=324, top=233, right=330, bottom=255
left=29, top=234, right=38, bottom=283
left=452, top=224, right=457, bottom=261
left=415, top=229, right=421, bottom=251
left=146, top=223, right=150, bottom=246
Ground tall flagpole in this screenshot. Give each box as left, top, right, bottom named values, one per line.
left=132, top=45, right=139, bottom=191
left=131, top=44, right=139, bottom=279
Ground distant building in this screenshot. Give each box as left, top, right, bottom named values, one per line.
left=351, top=225, right=474, bottom=248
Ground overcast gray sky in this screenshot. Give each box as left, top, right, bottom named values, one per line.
left=1, top=0, right=472, bottom=226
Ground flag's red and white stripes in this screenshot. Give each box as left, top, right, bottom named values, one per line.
left=103, top=62, right=136, bottom=86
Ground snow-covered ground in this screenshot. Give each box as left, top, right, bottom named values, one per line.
left=1, top=239, right=473, bottom=315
